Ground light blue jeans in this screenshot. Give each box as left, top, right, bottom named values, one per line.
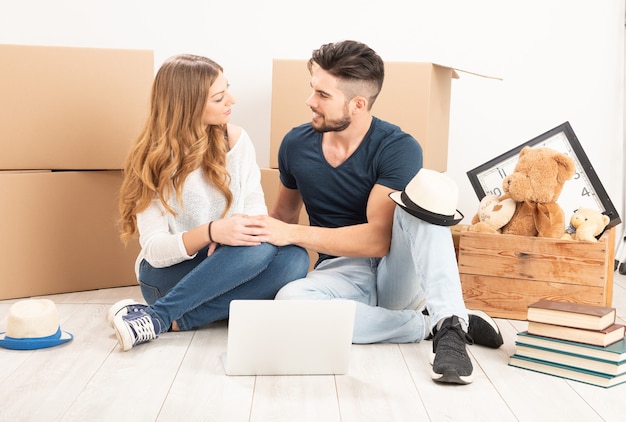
left=138, top=243, right=309, bottom=333
left=275, top=207, right=468, bottom=344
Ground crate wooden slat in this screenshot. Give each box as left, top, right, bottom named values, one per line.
left=458, top=227, right=615, bottom=320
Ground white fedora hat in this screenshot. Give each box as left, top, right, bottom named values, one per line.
left=0, top=299, right=73, bottom=350
left=389, top=168, right=464, bottom=226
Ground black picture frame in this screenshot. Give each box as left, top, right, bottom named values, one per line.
left=466, top=121, right=621, bottom=230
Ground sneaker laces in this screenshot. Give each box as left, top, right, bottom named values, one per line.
left=126, top=313, right=158, bottom=345
left=433, top=316, right=474, bottom=352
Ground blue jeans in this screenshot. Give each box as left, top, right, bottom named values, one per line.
left=138, top=243, right=309, bottom=332
left=275, top=207, right=468, bottom=344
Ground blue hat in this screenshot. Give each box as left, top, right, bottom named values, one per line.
left=0, top=299, right=73, bottom=350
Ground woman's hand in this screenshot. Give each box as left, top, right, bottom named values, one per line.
left=207, top=214, right=270, bottom=256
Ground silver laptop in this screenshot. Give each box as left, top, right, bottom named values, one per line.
left=223, top=299, right=356, bottom=376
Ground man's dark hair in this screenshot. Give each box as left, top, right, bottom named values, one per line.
left=308, top=40, right=384, bottom=108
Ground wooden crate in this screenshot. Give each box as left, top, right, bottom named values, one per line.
left=458, top=227, right=616, bottom=320
left=450, top=225, right=468, bottom=261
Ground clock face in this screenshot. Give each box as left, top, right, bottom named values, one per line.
left=467, top=121, right=621, bottom=229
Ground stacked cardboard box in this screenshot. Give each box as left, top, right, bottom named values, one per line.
left=0, top=45, right=154, bottom=299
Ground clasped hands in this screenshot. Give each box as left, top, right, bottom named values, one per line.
left=207, top=214, right=291, bottom=256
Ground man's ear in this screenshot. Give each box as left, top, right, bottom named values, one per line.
left=351, top=95, right=368, bottom=114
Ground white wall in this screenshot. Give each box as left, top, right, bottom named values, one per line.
left=1, top=0, right=624, bottom=231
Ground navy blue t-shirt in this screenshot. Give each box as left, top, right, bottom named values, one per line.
left=278, top=117, right=423, bottom=262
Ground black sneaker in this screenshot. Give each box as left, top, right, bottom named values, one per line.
left=467, top=309, right=503, bottom=349
left=431, top=316, right=474, bottom=384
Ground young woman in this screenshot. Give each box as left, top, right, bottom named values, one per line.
left=109, top=54, right=309, bottom=351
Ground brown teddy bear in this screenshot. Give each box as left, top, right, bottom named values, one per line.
left=469, top=194, right=516, bottom=233
left=562, top=207, right=610, bottom=242
left=500, top=146, right=576, bottom=238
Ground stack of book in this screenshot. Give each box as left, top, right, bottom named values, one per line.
left=509, top=299, right=626, bottom=388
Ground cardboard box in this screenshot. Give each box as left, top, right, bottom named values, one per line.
left=0, top=44, right=153, bottom=170
left=0, top=171, right=140, bottom=299
left=260, top=168, right=315, bottom=271
left=458, top=228, right=616, bottom=320
left=269, top=60, right=458, bottom=171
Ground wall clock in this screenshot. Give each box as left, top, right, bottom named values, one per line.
left=466, top=121, right=621, bottom=230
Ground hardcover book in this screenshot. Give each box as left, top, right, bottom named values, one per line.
left=509, top=354, right=626, bottom=388
left=513, top=343, right=626, bottom=376
left=527, top=300, right=616, bottom=331
left=527, top=321, right=625, bottom=347
left=515, top=332, right=626, bottom=363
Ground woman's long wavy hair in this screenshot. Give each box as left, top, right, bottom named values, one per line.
left=119, top=54, right=232, bottom=243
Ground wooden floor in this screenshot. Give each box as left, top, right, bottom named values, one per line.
left=1, top=273, right=626, bottom=422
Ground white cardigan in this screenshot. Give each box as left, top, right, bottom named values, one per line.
left=135, top=129, right=267, bottom=275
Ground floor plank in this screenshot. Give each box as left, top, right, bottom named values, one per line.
left=400, top=325, right=518, bottom=422
left=158, top=322, right=255, bottom=422
left=63, top=324, right=193, bottom=420
left=1, top=274, right=625, bottom=421
left=0, top=304, right=116, bottom=421
left=336, top=343, right=429, bottom=421
left=251, top=374, right=340, bottom=422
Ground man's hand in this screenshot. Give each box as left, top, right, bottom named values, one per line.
left=251, top=215, right=292, bottom=246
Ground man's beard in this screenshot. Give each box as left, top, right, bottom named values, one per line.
left=311, top=112, right=351, bottom=133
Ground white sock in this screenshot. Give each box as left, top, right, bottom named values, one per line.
left=423, top=314, right=432, bottom=336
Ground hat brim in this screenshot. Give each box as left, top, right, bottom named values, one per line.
left=389, top=191, right=463, bottom=227
left=0, top=329, right=73, bottom=350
